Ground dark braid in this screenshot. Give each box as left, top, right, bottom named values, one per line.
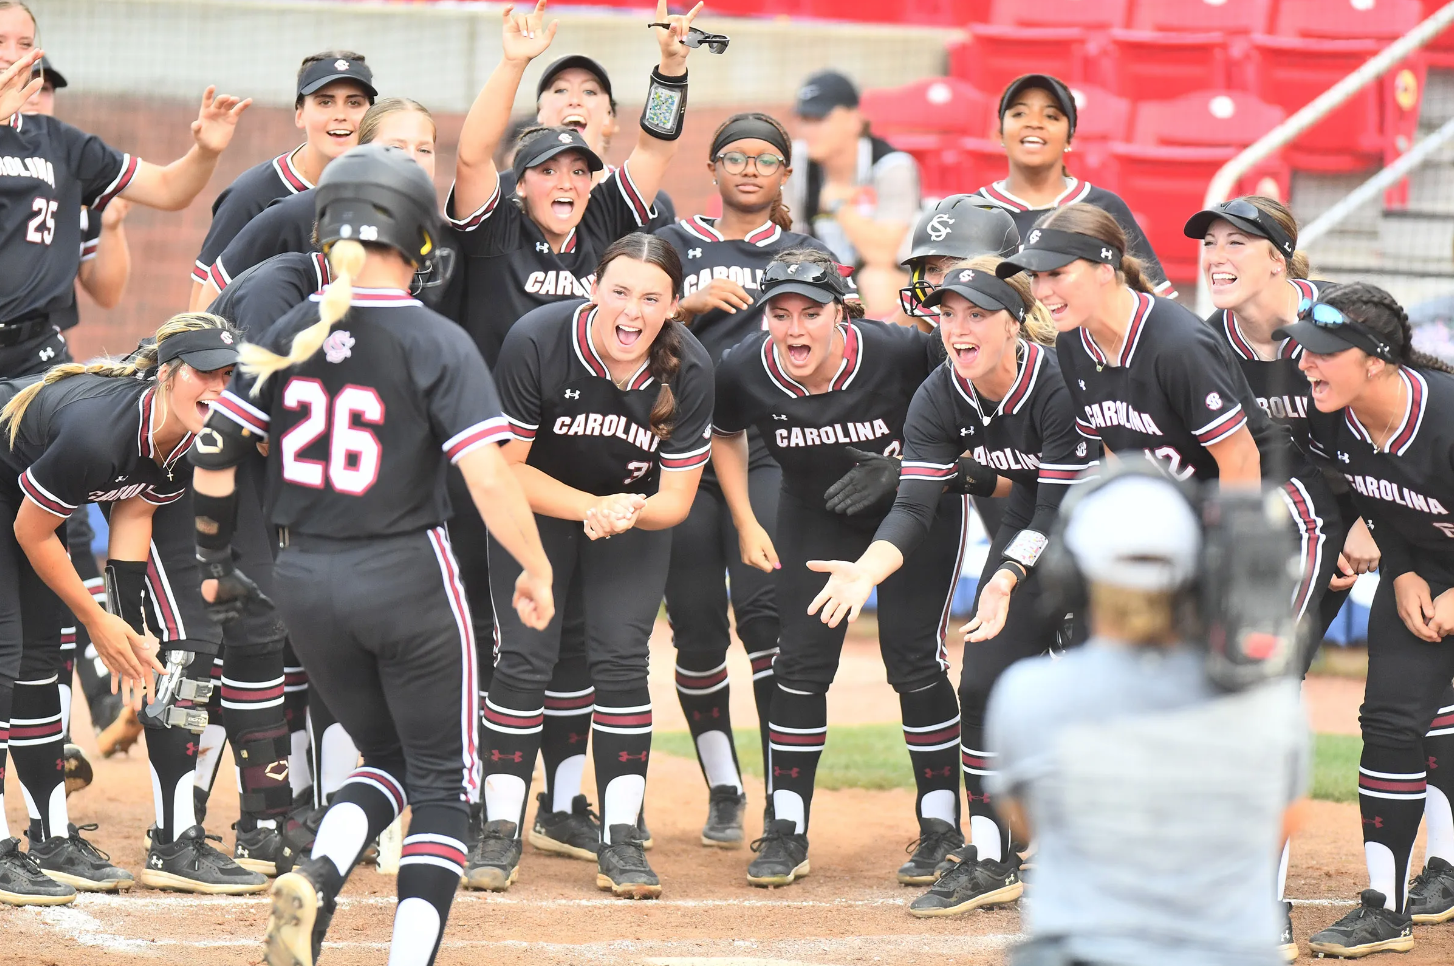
left=1319, top=282, right=1454, bottom=375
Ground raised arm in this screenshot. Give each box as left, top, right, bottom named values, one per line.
left=121, top=87, right=251, bottom=211
left=78, top=200, right=132, bottom=309
left=619, top=0, right=704, bottom=202
left=454, top=1, right=560, bottom=217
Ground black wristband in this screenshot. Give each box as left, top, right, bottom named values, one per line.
left=196, top=545, right=235, bottom=581
left=104, top=559, right=149, bottom=635
left=955, top=456, right=999, bottom=497
left=194, top=489, right=237, bottom=552
left=641, top=67, right=688, bottom=140
left=996, top=560, right=1028, bottom=585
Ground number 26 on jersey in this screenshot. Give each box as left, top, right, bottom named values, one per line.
left=280, top=378, right=384, bottom=495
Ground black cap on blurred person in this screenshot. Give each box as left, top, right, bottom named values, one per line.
left=998, top=73, right=1078, bottom=138
left=298, top=55, right=377, bottom=98
left=795, top=70, right=859, bottom=119
left=39, top=55, right=66, bottom=90
left=537, top=55, right=616, bottom=111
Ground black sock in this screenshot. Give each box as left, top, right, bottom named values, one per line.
left=0, top=682, right=12, bottom=839
left=592, top=687, right=652, bottom=844
left=767, top=684, right=826, bottom=835
left=222, top=647, right=292, bottom=831
left=900, top=675, right=960, bottom=828
left=1423, top=690, right=1454, bottom=865
left=1360, top=740, right=1427, bottom=911
left=11, top=678, right=65, bottom=841
left=738, top=619, right=779, bottom=779
left=148, top=719, right=199, bottom=844
left=675, top=648, right=741, bottom=793
left=481, top=684, right=544, bottom=830
left=959, top=690, right=1008, bottom=862
left=397, top=801, right=469, bottom=966
left=541, top=654, right=593, bottom=813
left=311, top=763, right=406, bottom=878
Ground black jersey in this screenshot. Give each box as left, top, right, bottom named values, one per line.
left=0, top=374, right=191, bottom=517
left=880, top=341, right=1092, bottom=554
left=212, top=288, right=510, bottom=537
left=1056, top=292, right=1296, bottom=483
left=970, top=179, right=1174, bottom=298
left=206, top=188, right=315, bottom=291
left=1307, top=367, right=1454, bottom=582
left=494, top=299, right=713, bottom=497
left=207, top=251, right=330, bottom=339
left=191, top=149, right=312, bottom=284
left=1, top=113, right=135, bottom=325
left=446, top=164, right=659, bottom=368
left=712, top=320, right=941, bottom=514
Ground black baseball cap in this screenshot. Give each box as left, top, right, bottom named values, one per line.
left=158, top=327, right=240, bottom=373
left=1273, top=300, right=1397, bottom=362
left=537, top=55, right=615, bottom=109
left=511, top=127, right=604, bottom=183
left=39, top=55, right=66, bottom=90
left=999, top=73, right=1077, bottom=138
left=298, top=56, right=377, bottom=98
left=922, top=266, right=1026, bottom=321
left=1183, top=198, right=1296, bottom=259
left=795, top=70, right=859, bottom=119
left=997, top=227, right=1121, bottom=276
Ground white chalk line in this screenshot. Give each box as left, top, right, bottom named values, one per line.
left=52, top=892, right=918, bottom=910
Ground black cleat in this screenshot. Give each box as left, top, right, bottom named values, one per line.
left=235, top=823, right=296, bottom=877
left=88, top=692, right=124, bottom=734
left=1308, top=889, right=1414, bottom=958
left=140, top=825, right=269, bottom=894
left=908, top=845, right=1022, bottom=917
left=1281, top=900, right=1298, bottom=962
left=747, top=819, right=810, bottom=888
left=1408, top=856, right=1454, bottom=924
left=0, top=837, right=75, bottom=906
left=637, top=806, right=653, bottom=850
left=702, top=785, right=747, bottom=849
left=529, top=793, right=600, bottom=861
left=596, top=824, right=660, bottom=899
left=28, top=823, right=133, bottom=892
left=62, top=744, right=93, bottom=797
left=897, top=817, right=964, bottom=885
left=265, top=855, right=342, bottom=966
left=462, top=819, right=521, bottom=891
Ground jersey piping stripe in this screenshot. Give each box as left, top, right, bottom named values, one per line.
left=1280, top=478, right=1325, bottom=621
left=502, top=412, right=537, bottom=441
left=901, top=460, right=957, bottom=481
left=427, top=526, right=481, bottom=799
left=191, top=260, right=211, bottom=284
left=8, top=114, right=20, bottom=132
left=145, top=539, right=186, bottom=642
left=446, top=178, right=502, bottom=230
left=830, top=323, right=864, bottom=391
left=136, top=388, right=156, bottom=459
left=211, top=391, right=270, bottom=436
left=1118, top=293, right=1153, bottom=367
left=1345, top=367, right=1426, bottom=455
left=746, top=222, right=782, bottom=247
left=18, top=469, right=75, bottom=518
left=660, top=439, right=711, bottom=471
left=1192, top=403, right=1247, bottom=446
left=140, top=486, right=187, bottom=506
left=1222, top=311, right=1259, bottom=361
left=1074, top=416, right=1100, bottom=439
left=977, top=178, right=1093, bottom=213
left=312, top=252, right=332, bottom=290
left=680, top=215, right=724, bottom=243
left=208, top=259, right=233, bottom=292
left=933, top=497, right=970, bottom=674
left=80, top=238, right=100, bottom=262
left=271, top=150, right=314, bottom=194
left=93, top=154, right=137, bottom=212
left=443, top=416, right=512, bottom=463
left=951, top=339, right=1041, bottom=422
left=761, top=337, right=809, bottom=397
left=573, top=304, right=652, bottom=386
left=1038, top=462, right=1095, bottom=484
left=613, top=162, right=652, bottom=227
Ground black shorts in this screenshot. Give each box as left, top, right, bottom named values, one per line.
left=773, top=489, right=967, bottom=694
left=273, top=526, right=480, bottom=805
left=489, top=515, right=671, bottom=693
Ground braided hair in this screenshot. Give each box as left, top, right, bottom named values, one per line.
left=1318, top=282, right=1454, bottom=375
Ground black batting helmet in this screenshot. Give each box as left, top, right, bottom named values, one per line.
left=315, top=144, right=441, bottom=269
left=903, top=197, right=1020, bottom=266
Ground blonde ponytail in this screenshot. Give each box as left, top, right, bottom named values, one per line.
left=954, top=255, right=1058, bottom=346
left=238, top=240, right=366, bottom=395
left=2, top=312, right=233, bottom=446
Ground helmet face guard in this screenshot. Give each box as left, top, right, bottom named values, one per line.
left=898, top=266, right=939, bottom=320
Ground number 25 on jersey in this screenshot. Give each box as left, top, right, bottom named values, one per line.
left=27, top=197, right=58, bottom=245
left=280, top=378, right=384, bottom=495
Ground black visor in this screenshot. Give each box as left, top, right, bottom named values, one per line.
left=1183, top=198, right=1296, bottom=258
left=922, top=267, right=1026, bottom=321
left=158, top=328, right=239, bottom=373
left=997, top=227, right=1121, bottom=276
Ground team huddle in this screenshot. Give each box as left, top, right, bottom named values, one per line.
left=4, top=1, right=1454, bottom=964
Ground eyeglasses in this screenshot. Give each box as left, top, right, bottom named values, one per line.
left=647, top=24, right=731, bottom=54
left=1297, top=298, right=1395, bottom=361
left=716, top=150, right=784, bottom=175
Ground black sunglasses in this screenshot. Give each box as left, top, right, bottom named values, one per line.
left=1297, top=298, right=1395, bottom=362
left=762, top=259, right=849, bottom=292
left=647, top=24, right=730, bottom=54
left=1216, top=199, right=1295, bottom=257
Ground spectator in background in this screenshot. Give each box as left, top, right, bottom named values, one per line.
left=785, top=70, right=919, bottom=318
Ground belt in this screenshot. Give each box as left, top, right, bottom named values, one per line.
left=0, top=314, right=51, bottom=348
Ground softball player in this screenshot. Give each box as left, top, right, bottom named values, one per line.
left=1278, top=284, right=1454, bottom=957
left=0, top=313, right=269, bottom=902
left=473, top=233, right=711, bottom=900
left=808, top=257, right=1090, bottom=912
left=187, top=50, right=374, bottom=309
left=896, top=197, right=1019, bottom=327
left=970, top=73, right=1174, bottom=298
left=196, top=144, right=552, bottom=966
left=652, top=111, right=831, bottom=846
left=712, top=248, right=964, bottom=888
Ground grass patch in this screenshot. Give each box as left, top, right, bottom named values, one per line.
left=656, top=727, right=1364, bottom=802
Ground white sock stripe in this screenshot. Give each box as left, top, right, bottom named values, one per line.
left=221, top=696, right=285, bottom=710
left=592, top=724, right=654, bottom=735
left=543, top=706, right=596, bottom=717
left=11, top=712, right=63, bottom=725
left=675, top=679, right=730, bottom=696
left=1359, top=767, right=1428, bottom=779
left=15, top=676, right=58, bottom=686
left=543, top=687, right=595, bottom=699
left=769, top=741, right=824, bottom=752
left=220, top=674, right=287, bottom=689
left=673, top=662, right=728, bottom=677
left=1359, top=789, right=1428, bottom=801
left=402, top=832, right=467, bottom=850
left=350, top=777, right=405, bottom=816
left=960, top=746, right=997, bottom=757
left=903, top=718, right=960, bottom=733
left=484, top=697, right=544, bottom=717
left=399, top=854, right=467, bottom=875
left=778, top=685, right=814, bottom=695
left=751, top=669, right=775, bottom=681
left=767, top=723, right=827, bottom=734
left=906, top=737, right=960, bottom=752
left=746, top=648, right=779, bottom=660
left=593, top=703, right=652, bottom=714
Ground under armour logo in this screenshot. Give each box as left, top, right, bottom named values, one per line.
left=960, top=427, right=973, bottom=436
left=772, top=766, right=800, bottom=778
left=1027, top=230, right=1041, bottom=245
left=1078, top=379, right=1086, bottom=390
left=1338, top=451, right=1350, bottom=464
left=772, top=413, right=788, bottom=420
left=926, top=214, right=955, bottom=243
left=567, top=732, right=584, bottom=744
left=1362, top=816, right=1384, bottom=828
left=38, top=346, right=55, bottom=362
left=536, top=242, right=551, bottom=253
left=617, top=751, right=649, bottom=762
left=185, top=742, right=197, bottom=756
left=565, top=389, right=580, bottom=399
left=1431, top=756, right=1440, bottom=771
left=923, top=766, right=954, bottom=778
left=1100, top=247, right=1114, bottom=261
left=687, top=248, right=702, bottom=259
left=334, top=59, right=350, bottom=71
left=966, top=792, right=991, bottom=804
left=490, top=750, right=524, bottom=763
left=150, top=854, right=164, bottom=868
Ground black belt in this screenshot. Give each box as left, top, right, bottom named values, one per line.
left=0, top=314, right=51, bottom=348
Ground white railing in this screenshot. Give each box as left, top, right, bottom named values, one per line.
left=1195, top=2, right=1454, bottom=315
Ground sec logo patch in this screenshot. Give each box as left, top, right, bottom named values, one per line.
left=1205, top=392, right=1223, bottom=411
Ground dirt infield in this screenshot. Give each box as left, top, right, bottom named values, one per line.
left=4, top=630, right=1451, bottom=965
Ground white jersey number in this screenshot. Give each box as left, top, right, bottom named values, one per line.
left=26, top=198, right=58, bottom=246
left=280, top=378, right=385, bottom=496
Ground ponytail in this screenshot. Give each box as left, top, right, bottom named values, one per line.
left=647, top=319, right=684, bottom=440
left=768, top=191, right=793, bottom=232
left=1038, top=204, right=1154, bottom=295
left=238, top=240, right=367, bottom=394
left=1119, top=254, right=1154, bottom=295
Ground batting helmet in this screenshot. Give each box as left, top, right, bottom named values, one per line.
left=314, top=144, right=442, bottom=270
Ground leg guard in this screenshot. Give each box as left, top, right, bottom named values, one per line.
left=235, top=721, right=295, bottom=821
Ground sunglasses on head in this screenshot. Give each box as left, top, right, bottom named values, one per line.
left=1297, top=298, right=1395, bottom=361
left=647, top=24, right=731, bottom=54
left=762, top=259, right=849, bottom=292
left=1215, top=199, right=1294, bottom=256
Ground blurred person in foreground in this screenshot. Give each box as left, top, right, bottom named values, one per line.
left=785, top=69, right=919, bottom=318
left=979, top=468, right=1309, bottom=966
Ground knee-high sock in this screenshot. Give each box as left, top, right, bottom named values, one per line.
left=959, top=686, right=1006, bottom=862
left=474, top=638, right=494, bottom=808
left=1423, top=695, right=1454, bottom=865
left=1359, top=740, right=1427, bottom=911
left=0, top=682, right=11, bottom=839
left=900, top=675, right=960, bottom=828
left=591, top=688, right=652, bottom=845
left=541, top=655, right=593, bottom=813
left=281, top=640, right=311, bottom=800
left=675, top=649, right=741, bottom=793
left=480, top=684, right=543, bottom=832
left=307, top=688, right=359, bottom=808
left=148, top=720, right=199, bottom=844
left=391, top=802, right=469, bottom=966
left=312, top=764, right=406, bottom=879
left=11, top=677, right=67, bottom=841
left=222, top=648, right=291, bottom=830
left=193, top=656, right=227, bottom=801
left=738, top=619, right=778, bottom=781
left=58, top=640, right=74, bottom=742
left=766, top=685, right=826, bottom=835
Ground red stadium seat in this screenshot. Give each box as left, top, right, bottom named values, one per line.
left=949, top=24, right=1090, bottom=93
left=859, top=77, right=993, bottom=137
left=1131, top=89, right=1286, bottom=151
left=986, top=0, right=1129, bottom=29
left=1108, top=144, right=1240, bottom=283
left=1063, top=84, right=1131, bottom=189
left=801, top=0, right=991, bottom=25
left=1274, top=0, right=1422, bottom=40
left=1129, top=0, right=1273, bottom=34
left=1106, top=29, right=1232, bottom=100
left=1418, top=0, right=1454, bottom=69
left=886, top=134, right=1006, bottom=200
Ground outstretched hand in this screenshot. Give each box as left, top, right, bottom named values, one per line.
left=652, top=0, right=705, bottom=70
left=191, top=86, right=252, bottom=155
left=0, top=48, right=43, bottom=122
left=806, top=559, right=874, bottom=628
left=502, top=0, right=560, bottom=64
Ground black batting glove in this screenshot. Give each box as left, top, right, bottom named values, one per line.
left=197, top=546, right=273, bottom=625
left=954, top=456, right=999, bottom=497
left=824, top=447, right=900, bottom=516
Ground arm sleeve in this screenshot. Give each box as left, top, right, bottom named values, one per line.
left=1098, top=190, right=1175, bottom=298
left=63, top=122, right=136, bottom=214
left=658, top=341, right=714, bottom=473
left=417, top=326, right=513, bottom=463
left=870, top=152, right=921, bottom=225
left=492, top=323, right=544, bottom=443
left=581, top=163, right=657, bottom=241
left=1156, top=336, right=1251, bottom=450
left=874, top=381, right=960, bottom=555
